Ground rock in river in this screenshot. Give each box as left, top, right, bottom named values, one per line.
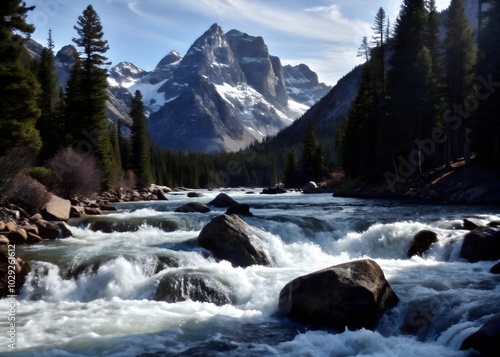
left=198, top=214, right=271, bottom=268
left=207, top=193, right=239, bottom=208
left=407, top=230, right=439, bottom=258
left=153, top=271, right=233, bottom=306
left=278, top=259, right=399, bottom=331
left=461, top=313, right=500, bottom=356
left=175, top=202, right=211, bottom=213
left=460, top=227, right=500, bottom=262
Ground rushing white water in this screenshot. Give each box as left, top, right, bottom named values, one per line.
left=1, top=191, right=499, bottom=356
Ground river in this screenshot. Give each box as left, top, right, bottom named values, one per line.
left=1, top=190, right=499, bottom=356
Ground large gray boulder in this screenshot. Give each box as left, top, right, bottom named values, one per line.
left=460, top=227, right=500, bottom=262
left=41, top=195, right=71, bottom=221
left=278, top=259, right=399, bottom=330
left=198, top=214, right=271, bottom=267
left=153, top=272, right=233, bottom=306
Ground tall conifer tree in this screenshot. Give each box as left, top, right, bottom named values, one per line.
left=67, top=5, right=114, bottom=186
left=386, top=0, right=429, bottom=171
left=130, top=90, right=154, bottom=188
left=443, top=0, right=477, bottom=164
left=476, top=0, right=500, bottom=165
left=303, top=123, right=319, bottom=180
left=338, top=8, right=389, bottom=179
left=37, top=29, right=61, bottom=161
left=426, top=0, right=441, bottom=72
left=0, top=0, right=41, bottom=155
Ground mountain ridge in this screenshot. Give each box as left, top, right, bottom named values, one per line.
left=111, top=23, right=331, bottom=152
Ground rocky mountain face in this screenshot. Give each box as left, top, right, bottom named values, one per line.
left=284, top=64, right=331, bottom=106
left=27, top=24, right=331, bottom=153
left=107, top=24, right=330, bottom=152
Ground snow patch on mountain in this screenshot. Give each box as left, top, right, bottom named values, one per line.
left=129, top=79, right=170, bottom=113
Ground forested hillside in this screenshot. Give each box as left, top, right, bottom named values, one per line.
left=337, top=0, right=499, bottom=193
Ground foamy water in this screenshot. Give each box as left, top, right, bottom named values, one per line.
left=1, top=191, right=499, bottom=356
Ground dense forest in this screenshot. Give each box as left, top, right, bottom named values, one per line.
left=0, top=0, right=499, bottom=202
left=337, top=0, right=500, bottom=190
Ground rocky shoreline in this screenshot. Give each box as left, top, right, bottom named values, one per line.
left=334, top=160, right=500, bottom=205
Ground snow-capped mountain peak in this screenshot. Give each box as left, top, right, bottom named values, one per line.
left=104, top=23, right=330, bottom=152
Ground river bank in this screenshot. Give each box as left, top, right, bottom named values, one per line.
left=334, top=160, right=500, bottom=205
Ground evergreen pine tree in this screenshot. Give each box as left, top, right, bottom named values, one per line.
left=386, top=0, right=429, bottom=171
left=63, top=55, right=84, bottom=146
left=337, top=59, right=378, bottom=178
left=68, top=5, right=114, bottom=186
left=109, top=122, right=122, bottom=185
left=372, top=7, right=387, bottom=94
left=303, top=123, right=319, bottom=181
left=37, top=29, right=61, bottom=161
left=118, top=119, right=132, bottom=170
left=0, top=0, right=41, bottom=156
left=283, top=149, right=298, bottom=187
left=357, top=36, right=370, bottom=62
left=130, top=90, right=154, bottom=188
left=0, top=0, right=35, bottom=61
left=476, top=0, right=500, bottom=165
left=313, top=145, right=327, bottom=181
left=337, top=8, right=390, bottom=179
left=443, top=0, right=477, bottom=164
left=426, top=0, right=441, bottom=72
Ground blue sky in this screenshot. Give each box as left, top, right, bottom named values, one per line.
left=25, top=0, right=451, bottom=85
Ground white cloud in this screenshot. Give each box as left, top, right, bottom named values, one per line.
left=124, top=0, right=371, bottom=84
left=129, top=0, right=370, bottom=44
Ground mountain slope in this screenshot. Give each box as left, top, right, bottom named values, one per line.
left=27, top=24, right=330, bottom=153
left=258, top=65, right=363, bottom=157
left=144, top=24, right=326, bottom=152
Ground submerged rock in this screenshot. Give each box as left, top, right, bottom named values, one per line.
left=490, top=261, right=500, bottom=274
left=302, top=181, right=331, bottom=194
left=460, top=227, right=500, bottom=262
left=461, top=313, right=500, bottom=356
left=407, top=230, right=439, bottom=258
left=70, top=216, right=180, bottom=233
left=261, top=187, right=286, bottom=195
left=278, top=259, right=399, bottom=331
left=225, top=203, right=253, bottom=216
left=175, top=202, right=211, bottom=213
left=488, top=221, right=500, bottom=228
left=208, top=193, right=239, bottom=208
left=198, top=214, right=271, bottom=267
left=153, top=271, right=233, bottom=306
left=463, top=218, right=485, bottom=230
